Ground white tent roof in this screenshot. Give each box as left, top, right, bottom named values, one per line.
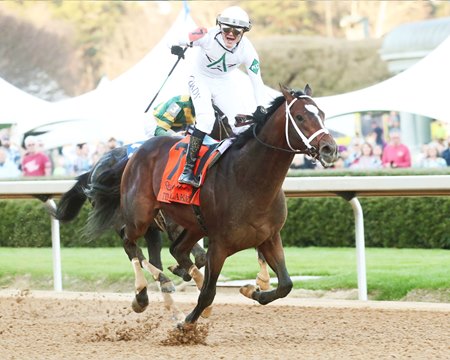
left=9, top=10, right=277, bottom=149
left=4, top=13, right=449, bottom=149
left=316, top=35, right=450, bottom=123
left=0, top=77, right=53, bottom=125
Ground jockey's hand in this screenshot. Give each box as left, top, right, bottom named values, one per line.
left=171, top=45, right=185, bottom=59
left=188, top=27, right=207, bottom=42
left=253, top=106, right=268, bottom=122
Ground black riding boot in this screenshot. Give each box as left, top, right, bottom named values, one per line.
left=178, top=128, right=205, bottom=187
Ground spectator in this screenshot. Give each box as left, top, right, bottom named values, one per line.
left=51, top=149, right=69, bottom=176
left=419, top=144, right=447, bottom=168
left=381, top=130, right=411, bottom=168
left=370, top=120, right=385, bottom=148
left=345, top=137, right=363, bottom=167
left=441, top=136, right=450, bottom=166
left=91, top=142, right=108, bottom=165
left=0, top=146, right=21, bottom=178
left=350, top=142, right=382, bottom=169
left=21, top=135, right=52, bottom=176
left=107, top=137, right=119, bottom=150
left=73, top=143, right=92, bottom=175
left=0, top=134, right=21, bottom=168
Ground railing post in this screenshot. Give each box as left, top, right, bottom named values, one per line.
left=44, top=199, right=63, bottom=292
left=337, top=192, right=368, bottom=301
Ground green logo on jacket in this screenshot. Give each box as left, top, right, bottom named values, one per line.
left=249, top=59, right=260, bottom=74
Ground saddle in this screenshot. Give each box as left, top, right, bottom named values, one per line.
left=157, top=135, right=233, bottom=206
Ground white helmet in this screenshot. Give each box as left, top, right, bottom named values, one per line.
left=217, top=6, right=252, bottom=32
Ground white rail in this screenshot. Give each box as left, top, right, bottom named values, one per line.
left=1, top=176, right=449, bottom=299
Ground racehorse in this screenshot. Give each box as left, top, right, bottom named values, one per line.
left=51, top=104, right=235, bottom=319
left=112, top=84, right=338, bottom=326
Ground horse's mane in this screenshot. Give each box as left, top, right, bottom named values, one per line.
left=232, top=89, right=306, bottom=149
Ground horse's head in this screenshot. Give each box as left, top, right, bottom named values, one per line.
left=279, top=84, right=338, bottom=167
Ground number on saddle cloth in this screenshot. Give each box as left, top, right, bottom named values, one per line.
left=157, top=136, right=234, bottom=206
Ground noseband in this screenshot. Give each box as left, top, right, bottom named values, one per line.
left=253, top=96, right=330, bottom=159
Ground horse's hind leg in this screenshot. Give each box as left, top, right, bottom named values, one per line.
left=143, top=226, right=184, bottom=321
left=121, top=222, right=178, bottom=317
left=256, top=250, right=271, bottom=291
left=240, top=233, right=293, bottom=305
left=164, top=214, right=207, bottom=271
left=144, top=227, right=163, bottom=270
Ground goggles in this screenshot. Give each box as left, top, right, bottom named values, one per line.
left=221, top=25, right=243, bottom=37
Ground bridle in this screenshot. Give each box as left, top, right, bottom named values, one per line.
left=253, top=95, right=330, bottom=160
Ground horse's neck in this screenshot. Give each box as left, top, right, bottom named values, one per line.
left=233, top=122, right=295, bottom=197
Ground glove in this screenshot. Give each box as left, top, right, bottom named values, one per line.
left=188, top=27, right=207, bottom=42
left=171, top=45, right=185, bottom=59
left=253, top=106, right=268, bottom=122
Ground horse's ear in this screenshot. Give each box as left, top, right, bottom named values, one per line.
left=304, top=84, right=313, bottom=96
left=279, top=83, right=294, bottom=101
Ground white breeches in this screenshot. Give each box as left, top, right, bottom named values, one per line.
left=188, top=73, right=249, bottom=135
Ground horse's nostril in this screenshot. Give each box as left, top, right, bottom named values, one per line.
left=320, top=145, right=333, bottom=155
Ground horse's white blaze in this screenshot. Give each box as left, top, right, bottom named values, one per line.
left=285, top=97, right=329, bottom=151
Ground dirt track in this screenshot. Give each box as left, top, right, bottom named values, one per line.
left=0, top=288, right=449, bottom=360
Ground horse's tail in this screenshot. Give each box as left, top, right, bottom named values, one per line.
left=83, top=156, right=128, bottom=239
left=51, top=172, right=90, bottom=222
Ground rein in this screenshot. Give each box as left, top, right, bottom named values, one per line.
left=252, top=96, right=329, bottom=159
left=218, top=116, right=233, bottom=140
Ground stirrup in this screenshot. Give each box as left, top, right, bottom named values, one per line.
left=178, top=174, right=200, bottom=188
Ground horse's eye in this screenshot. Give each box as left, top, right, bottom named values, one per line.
left=295, top=115, right=303, bottom=122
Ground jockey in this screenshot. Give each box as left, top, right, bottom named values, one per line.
left=172, top=5, right=268, bottom=188
left=152, top=95, right=195, bottom=136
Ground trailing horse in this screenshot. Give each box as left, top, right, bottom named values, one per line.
left=113, top=84, right=337, bottom=326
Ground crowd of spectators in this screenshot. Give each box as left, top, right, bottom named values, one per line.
left=1, top=123, right=450, bottom=179
left=0, top=129, right=123, bottom=179
left=291, top=126, right=450, bottom=171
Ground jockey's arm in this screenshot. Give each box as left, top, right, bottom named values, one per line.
left=243, top=42, right=267, bottom=108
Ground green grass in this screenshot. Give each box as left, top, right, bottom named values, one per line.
left=0, top=247, right=448, bottom=301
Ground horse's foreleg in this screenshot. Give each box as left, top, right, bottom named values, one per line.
left=182, top=245, right=226, bottom=326
left=141, top=259, right=175, bottom=293
left=191, top=242, right=207, bottom=269
left=256, top=250, right=271, bottom=291
left=240, top=234, right=292, bottom=305
left=141, top=259, right=184, bottom=322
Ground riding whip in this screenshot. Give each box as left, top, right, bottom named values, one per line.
left=144, top=46, right=189, bottom=113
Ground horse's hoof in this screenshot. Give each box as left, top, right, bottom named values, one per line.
left=172, top=311, right=186, bottom=323
left=200, top=305, right=213, bottom=318
left=168, top=265, right=192, bottom=282
left=239, top=284, right=256, bottom=299
left=160, top=280, right=176, bottom=293
left=177, top=321, right=196, bottom=331
left=131, top=297, right=148, bottom=313
left=131, top=287, right=149, bottom=313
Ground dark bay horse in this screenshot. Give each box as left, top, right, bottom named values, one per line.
left=115, top=84, right=337, bottom=326
left=51, top=105, right=234, bottom=320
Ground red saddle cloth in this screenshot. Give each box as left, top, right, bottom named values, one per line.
left=157, top=136, right=220, bottom=206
